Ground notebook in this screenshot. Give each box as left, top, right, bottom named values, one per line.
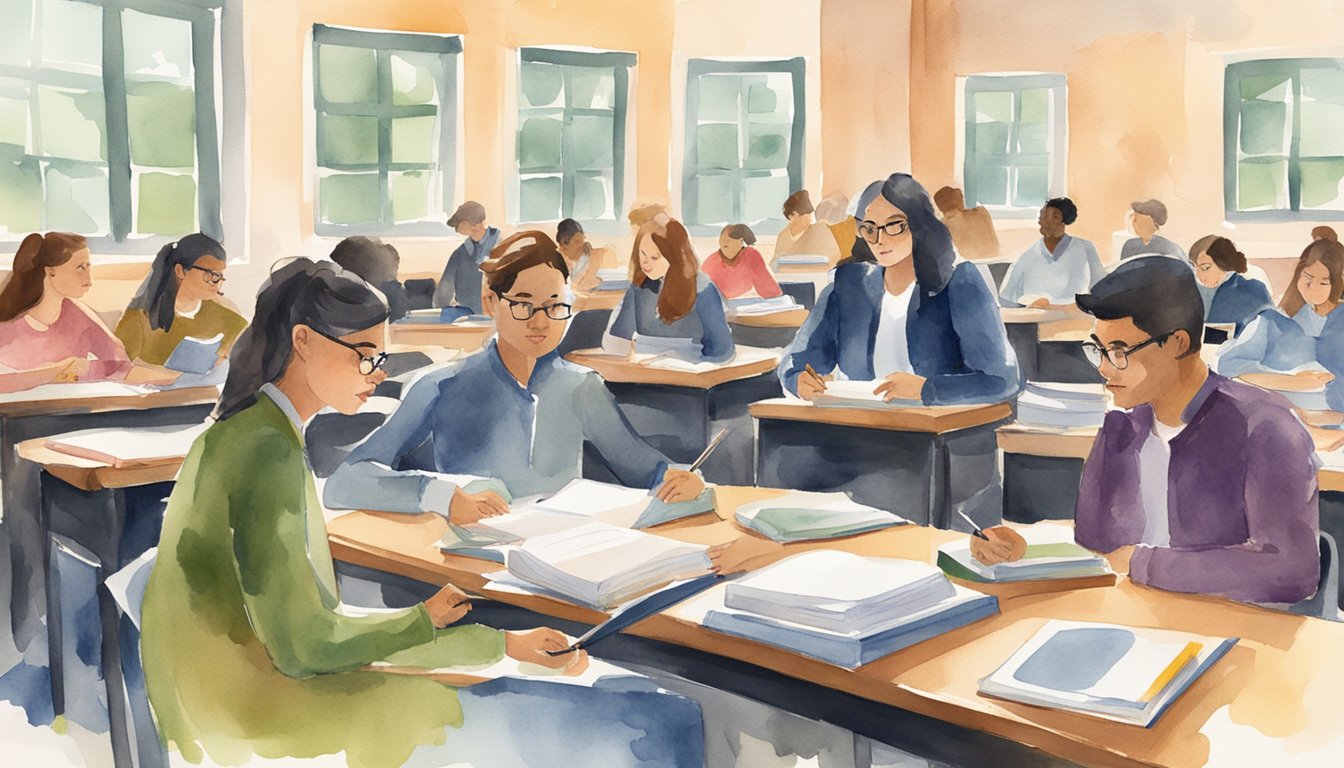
left=727, top=296, right=801, bottom=316
left=937, top=524, right=1113, bottom=583
left=978, top=620, right=1237, bottom=727
left=1016, top=382, right=1109, bottom=429
left=733, top=491, right=907, bottom=542
left=164, top=333, right=225, bottom=375
left=777, top=253, right=831, bottom=266
left=811, top=379, right=923, bottom=409
left=43, top=422, right=211, bottom=467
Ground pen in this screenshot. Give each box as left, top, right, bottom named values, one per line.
left=686, top=428, right=730, bottom=474
left=957, top=509, right=991, bottom=541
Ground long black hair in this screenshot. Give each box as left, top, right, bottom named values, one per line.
left=129, top=233, right=228, bottom=332
left=851, top=173, right=957, bottom=293
left=216, top=258, right=389, bottom=420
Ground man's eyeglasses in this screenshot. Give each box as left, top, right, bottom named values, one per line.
left=495, top=293, right=573, bottom=321
left=1081, top=333, right=1172, bottom=370
left=189, top=265, right=226, bottom=285
left=856, top=219, right=909, bottom=243
left=313, top=329, right=388, bottom=375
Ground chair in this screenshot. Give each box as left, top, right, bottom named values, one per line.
left=105, top=549, right=166, bottom=768
left=403, top=278, right=437, bottom=310
left=1288, top=532, right=1339, bottom=620
left=557, top=309, right=613, bottom=357
left=304, top=402, right=395, bottom=478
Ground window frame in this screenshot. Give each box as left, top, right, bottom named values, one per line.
left=681, top=57, right=806, bottom=237
left=961, top=72, right=1067, bottom=219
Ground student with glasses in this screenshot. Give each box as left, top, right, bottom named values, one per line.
left=326, top=231, right=706, bottom=523
left=115, top=232, right=248, bottom=369
left=997, top=197, right=1105, bottom=308
left=778, top=172, right=1021, bottom=406
left=971, top=256, right=1321, bottom=605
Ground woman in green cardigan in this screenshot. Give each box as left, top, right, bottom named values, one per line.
left=139, top=260, right=702, bottom=767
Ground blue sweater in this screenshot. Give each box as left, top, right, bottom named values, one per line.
left=779, top=261, right=1022, bottom=405
left=1206, top=273, right=1273, bottom=335
left=433, top=227, right=500, bottom=313
left=604, top=272, right=735, bottom=363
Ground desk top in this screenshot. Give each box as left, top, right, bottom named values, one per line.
left=564, top=348, right=780, bottom=389
left=999, top=307, right=1081, bottom=325
left=751, top=397, right=1013, bottom=434
left=0, top=383, right=219, bottom=418
left=572, top=289, right=626, bottom=312
left=726, top=307, right=810, bottom=328
left=15, top=440, right=183, bottom=491
left=326, top=485, right=1344, bottom=768
left=388, top=322, right=493, bottom=350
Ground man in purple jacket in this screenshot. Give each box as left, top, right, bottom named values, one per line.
left=973, top=256, right=1320, bottom=604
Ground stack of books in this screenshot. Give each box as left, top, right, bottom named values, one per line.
left=727, top=295, right=801, bottom=316
left=776, top=254, right=831, bottom=268
left=733, top=490, right=908, bottom=542
left=593, top=268, right=631, bottom=292
left=978, top=619, right=1237, bottom=727
left=700, top=551, right=999, bottom=668
left=937, top=524, right=1113, bottom=584
left=1016, top=382, right=1109, bottom=428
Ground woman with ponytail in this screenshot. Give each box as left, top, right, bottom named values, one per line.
left=143, top=258, right=686, bottom=767
left=114, top=233, right=246, bottom=367
left=0, top=232, right=136, bottom=392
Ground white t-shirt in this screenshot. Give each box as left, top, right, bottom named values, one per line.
left=872, top=282, right=916, bottom=379
left=1137, top=418, right=1185, bottom=547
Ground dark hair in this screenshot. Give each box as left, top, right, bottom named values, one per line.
left=0, top=232, right=87, bottom=322
left=853, top=173, right=957, bottom=292
left=556, top=218, right=584, bottom=246
left=129, top=233, right=228, bottom=332
left=217, top=259, right=389, bottom=420
left=1075, top=256, right=1203, bottom=355
left=1202, top=237, right=1248, bottom=274
left=1280, top=239, right=1344, bottom=316
left=631, top=217, right=699, bottom=323
left=1187, top=234, right=1219, bottom=263
left=330, top=236, right=400, bottom=286
left=720, top=223, right=756, bottom=246
left=1130, top=199, right=1168, bottom=227
left=1044, top=197, right=1078, bottom=226
left=481, top=231, right=570, bottom=294
left=782, top=190, right=814, bottom=218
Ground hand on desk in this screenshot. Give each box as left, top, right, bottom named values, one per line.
left=449, top=487, right=509, bottom=524
left=873, top=372, right=927, bottom=402
left=707, top=535, right=782, bottom=575
left=969, top=526, right=1027, bottom=565
left=1028, top=297, right=1052, bottom=309
left=797, top=366, right=834, bottom=400
left=51, top=356, right=90, bottom=382
left=506, top=628, right=590, bottom=675
left=424, top=582, right=474, bottom=627
left=655, top=468, right=705, bottom=503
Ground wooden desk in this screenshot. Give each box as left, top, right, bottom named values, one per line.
left=726, top=307, right=809, bottom=348
left=388, top=320, right=493, bottom=350
left=572, top=289, right=625, bottom=312
left=564, top=349, right=783, bottom=485
left=326, top=486, right=1344, bottom=768
left=751, top=398, right=1013, bottom=527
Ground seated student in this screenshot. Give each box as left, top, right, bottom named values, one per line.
left=114, top=233, right=247, bottom=368
left=815, top=192, right=857, bottom=260
left=779, top=172, right=1021, bottom=405
left=143, top=258, right=702, bottom=766
left=433, top=200, right=500, bottom=313
left=325, top=231, right=706, bottom=519
left=602, top=216, right=736, bottom=363
left=933, top=185, right=1000, bottom=261
left=555, top=217, right=607, bottom=293
left=998, top=197, right=1105, bottom=308
left=1186, top=235, right=1272, bottom=336
left=0, top=232, right=173, bottom=392
left=972, top=257, right=1320, bottom=605
left=701, top=223, right=782, bottom=300
left=1120, top=199, right=1185, bottom=260
left=771, top=189, right=841, bottom=269
left=330, top=235, right=410, bottom=322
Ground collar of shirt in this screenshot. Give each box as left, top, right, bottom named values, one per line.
left=260, top=382, right=307, bottom=433
left=1043, top=234, right=1073, bottom=260
left=482, top=338, right=562, bottom=394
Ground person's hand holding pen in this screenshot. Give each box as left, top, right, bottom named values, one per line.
left=797, top=363, right=833, bottom=401
left=424, top=582, right=475, bottom=627
left=654, top=427, right=728, bottom=502
left=507, top=628, right=590, bottom=675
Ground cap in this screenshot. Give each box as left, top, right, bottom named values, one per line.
left=447, top=200, right=486, bottom=228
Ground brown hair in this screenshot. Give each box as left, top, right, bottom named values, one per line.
left=0, top=232, right=88, bottom=322
left=1312, top=225, right=1338, bottom=243
left=480, top=231, right=570, bottom=294
left=1187, top=234, right=1219, bottom=264
left=1202, top=237, right=1248, bottom=274
left=720, top=223, right=756, bottom=246
left=631, top=217, right=698, bottom=323
left=932, top=186, right=963, bottom=213
left=626, top=202, right=668, bottom=230
left=782, top=190, right=814, bottom=218
left=1280, top=239, right=1344, bottom=316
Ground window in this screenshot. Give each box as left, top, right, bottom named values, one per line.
left=1225, top=59, right=1344, bottom=220
left=0, top=0, right=224, bottom=248
left=682, top=58, right=804, bottom=235
left=514, top=47, right=633, bottom=225
left=962, top=74, right=1067, bottom=217
left=312, top=25, right=460, bottom=236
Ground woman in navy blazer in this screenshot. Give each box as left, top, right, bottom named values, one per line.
left=1189, top=235, right=1273, bottom=336
left=779, top=172, right=1022, bottom=405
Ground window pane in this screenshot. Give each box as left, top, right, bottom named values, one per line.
left=0, top=0, right=34, bottom=67
left=135, top=171, right=194, bottom=234
left=518, top=115, right=562, bottom=170
left=0, top=80, right=30, bottom=148
left=390, top=170, right=430, bottom=222
left=318, top=44, right=377, bottom=105
left=45, top=162, right=109, bottom=234
left=1237, top=157, right=1288, bottom=210
left=1239, top=99, right=1288, bottom=155
left=391, top=115, right=436, bottom=165
left=973, top=121, right=1010, bottom=157
left=1239, top=72, right=1291, bottom=101
left=390, top=51, right=441, bottom=106
left=41, top=0, right=101, bottom=71
left=694, top=174, right=734, bottom=227
left=0, top=146, right=41, bottom=232
left=745, top=120, right=789, bottom=170
left=973, top=91, right=1013, bottom=126
left=742, top=174, right=789, bottom=224
left=126, top=80, right=196, bottom=168
left=572, top=173, right=609, bottom=220
left=520, top=62, right=563, bottom=108
left=519, top=175, right=562, bottom=221
left=570, top=114, right=613, bottom=170
left=1299, top=157, right=1344, bottom=210
left=697, top=75, right=739, bottom=122
left=696, top=123, right=738, bottom=171
left=37, top=85, right=106, bottom=162
left=1300, top=100, right=1344, bottom=157
left=975, top=164, right=1009, bottom=206
left=318, top=114, right=379, bottom=166
left=1013, top=166, right=1048, bottom=207
left=123, top=9, right=192, bottom=82
left=569, top=68, right=615, bottom=110
left=320, top=173, right=381, bottom=226
left=747, top=82, right=779, bottom=114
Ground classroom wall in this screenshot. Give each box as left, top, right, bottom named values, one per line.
left=907, top=0, right=1344, bottom=279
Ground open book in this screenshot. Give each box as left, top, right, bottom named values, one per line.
left=937, top=524, right=1113, bottom=583
left=733, top=490, right=907, bottom=542
left=577, top=345, right=779, bottom=374
left=164, top=333, right=224, bottom=375
left=812, top=379, right=923, bottom=409
left=43, top=422, right=211, bottom=467
left=978, top=620, right=1237, bottom=727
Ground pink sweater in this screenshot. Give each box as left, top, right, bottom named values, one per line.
left=701, top=247, right=782, bottom=300
left=0, top=299, right=131, bottom=380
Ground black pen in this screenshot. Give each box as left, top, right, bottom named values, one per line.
left=958, top=509, right=991, bottom=541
